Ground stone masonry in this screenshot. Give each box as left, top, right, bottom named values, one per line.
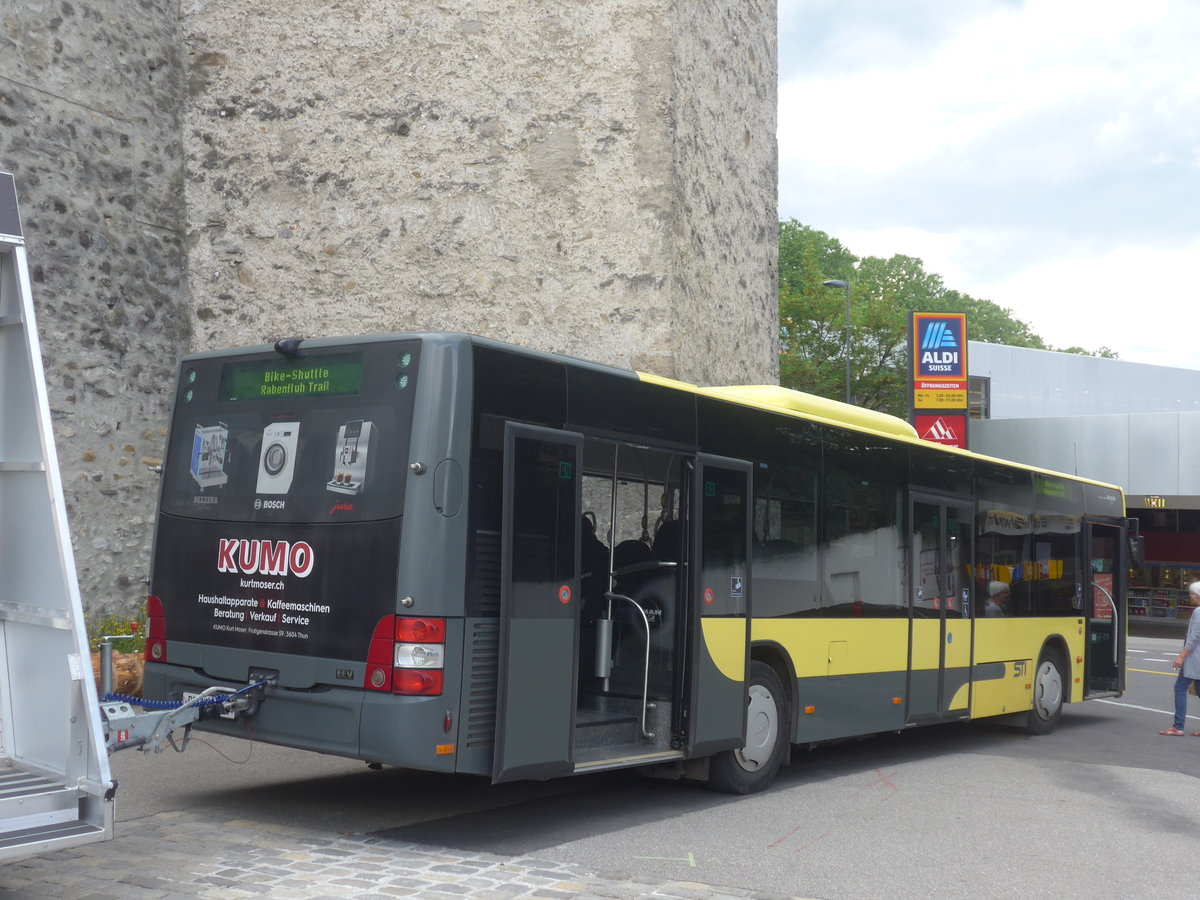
left=1, top=0, right=778, bottom=619
left=0, top=0, right=187, bottom=618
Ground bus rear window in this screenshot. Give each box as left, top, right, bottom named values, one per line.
left=160, top=341, right=419, bottom=524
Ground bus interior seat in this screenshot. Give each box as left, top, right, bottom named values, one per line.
left=652, top=519, right=680, bottom=561
left=612, top=538, right=654, bottom=571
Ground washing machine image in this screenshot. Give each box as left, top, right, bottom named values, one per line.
left=256, top=422, right=300, bottom=494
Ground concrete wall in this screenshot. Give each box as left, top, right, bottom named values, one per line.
left=2, top=0, right=778, bottom=618
left=972, top=412, right=1200, bottom=508
left=970, top=341, right=1200, bottom=418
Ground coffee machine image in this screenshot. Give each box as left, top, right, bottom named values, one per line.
left=326, top=420, right=377, bottom=495
left=256, top=422, right=300, bottom=494
left=190, top=423, right=229, bottom=489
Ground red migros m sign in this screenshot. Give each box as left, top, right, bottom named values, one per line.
left=909, top=313, right=968, bottom=449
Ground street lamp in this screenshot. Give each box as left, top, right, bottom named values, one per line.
left=822, top=279, right=852, bottom=403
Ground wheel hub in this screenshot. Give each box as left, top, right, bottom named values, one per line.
left=1033, top=659, right=1063, bottom=718
left=735, top=684, right=778, bottom=772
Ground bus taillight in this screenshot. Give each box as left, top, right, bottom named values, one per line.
left=365, top=615, right=397, bottom=692
left=392, top=669, right=444, bottom=696
left=144, top=594, right=167, bottom=663
left=395, top=617, right=446, bottom=643
left=364, top=616, right=446, bottom=695
left=392, top=617, right=445, bottom=695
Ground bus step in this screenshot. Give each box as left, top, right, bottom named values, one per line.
left=573, top=747, right=684, bottom=773
left=574, top=707, right=640, bottom=749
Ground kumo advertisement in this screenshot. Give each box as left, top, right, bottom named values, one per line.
left=153, top=515, right=401, bottom=661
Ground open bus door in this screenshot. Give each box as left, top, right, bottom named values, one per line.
left=684, top=455, right=751, bottom=757
left=1083, top=519, right=1125, bottom=697
left=492, top=424, right=583, bottom=783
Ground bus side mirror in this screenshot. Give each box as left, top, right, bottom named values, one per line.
left=1129, top=534, right=1145, bottom=568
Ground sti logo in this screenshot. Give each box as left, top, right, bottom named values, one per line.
left=918, top=318, right=962, bottom=374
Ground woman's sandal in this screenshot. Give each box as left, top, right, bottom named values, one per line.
left=1160, top=727, right=1186, bottom=735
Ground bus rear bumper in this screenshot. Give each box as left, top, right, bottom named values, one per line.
left=144, top=662, right=458, bottom=772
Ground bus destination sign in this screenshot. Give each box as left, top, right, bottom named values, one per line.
left=218, top=353, right=364, bottom=401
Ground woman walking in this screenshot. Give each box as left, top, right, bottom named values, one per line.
left=1159, top=581, right=1200, bottom=736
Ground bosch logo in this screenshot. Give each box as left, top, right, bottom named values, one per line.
left=217, top=538, right=315, bottom=578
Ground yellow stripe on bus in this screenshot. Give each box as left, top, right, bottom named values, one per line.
left=700, top=617, right=748, bottom=682
left=748, top=616, right=1088, bottom=718
left=750, top=619, right=911, bottom=677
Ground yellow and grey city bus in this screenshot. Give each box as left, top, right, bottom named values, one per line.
left=143, top=333, right=1129, bottom=793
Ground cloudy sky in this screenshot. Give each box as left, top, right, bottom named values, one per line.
left=777, top=0, right=1200, bottom=370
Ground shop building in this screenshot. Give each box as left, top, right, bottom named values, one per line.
left=967, top=342, right=1200, bottom=624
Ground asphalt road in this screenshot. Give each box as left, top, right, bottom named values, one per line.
left=14, top=630, right=1200, bottom=898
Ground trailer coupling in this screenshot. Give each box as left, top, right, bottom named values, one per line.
left=99, top=677, right=275, bottom=755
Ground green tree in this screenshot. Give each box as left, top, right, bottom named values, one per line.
left=776, top=219, right=1112, bottom=415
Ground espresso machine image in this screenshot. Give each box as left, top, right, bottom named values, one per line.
left=256, top=422, right=300, bottom=494
left=189, top=423, right=229, bottom=489
left=326, top=419, right=377, bottom=495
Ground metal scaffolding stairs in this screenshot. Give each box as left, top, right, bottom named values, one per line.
left=0, top=172, right=114, bottom=859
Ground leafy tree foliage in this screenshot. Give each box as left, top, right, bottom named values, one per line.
left=777, top=220, right=1114, bottom=415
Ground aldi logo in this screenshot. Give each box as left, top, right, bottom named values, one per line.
left=915, top=414, right=967, bottom=449
left=916, top=316, right=964, bottom=376
left=912, top=313, right=967, bottom=380
left=920, top=320, right=959, bottom=352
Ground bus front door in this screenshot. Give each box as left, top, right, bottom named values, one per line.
left=684, top=455, right=752, bottom=757
left=909, top=495, right=974, bottom=724
left=1083, top=520, right=1125, bottom=697
left=492, top=424, right=583, bottom=783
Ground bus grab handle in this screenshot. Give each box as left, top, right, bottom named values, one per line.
left=602, top=592, right=654, bottom=740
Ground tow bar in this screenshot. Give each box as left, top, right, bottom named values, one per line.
left=99, top=679, right=274, bottom=754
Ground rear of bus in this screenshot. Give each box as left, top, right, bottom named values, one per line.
left=141, top=335, right=471, bottom=770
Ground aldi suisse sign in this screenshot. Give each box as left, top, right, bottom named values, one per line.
left=911, top=313, right=968, bottom=410
left=909, top=312, right=969, bottom=449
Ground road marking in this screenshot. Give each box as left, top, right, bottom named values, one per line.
left=1095, top=698, right=1200, bottom=722
left=1128, top=667, right=1174, bottom=676
left=633, top=852, right=696, bottom=867
left=848, top=768, right=900, bottom=802
left=793, top=832, right=832, bottom=855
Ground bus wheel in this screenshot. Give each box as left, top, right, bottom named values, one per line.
left=1025, top=647, right=1065, bottom=735
left=707, top=661, right=789, bottom=795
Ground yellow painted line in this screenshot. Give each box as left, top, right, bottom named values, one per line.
left=1129, top=667, right=1175, bottom=676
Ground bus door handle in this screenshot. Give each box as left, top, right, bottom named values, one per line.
left=604, top=591, right=654, bottom=739
left=1092, top=582, right=1119, bottom=668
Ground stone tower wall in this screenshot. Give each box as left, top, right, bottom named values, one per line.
left=1, top=0, right=777, bottom=618
left=180, top=0, right=778, bottom=385
left=0, top=1, right=187, bottom=616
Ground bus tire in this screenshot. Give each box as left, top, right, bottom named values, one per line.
left=1025, top=647, right=1065, bottom=735
left=707, top=661, right=789, bottom=795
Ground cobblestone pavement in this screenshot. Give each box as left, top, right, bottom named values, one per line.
left=0, top=813, right=807, bottom=899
